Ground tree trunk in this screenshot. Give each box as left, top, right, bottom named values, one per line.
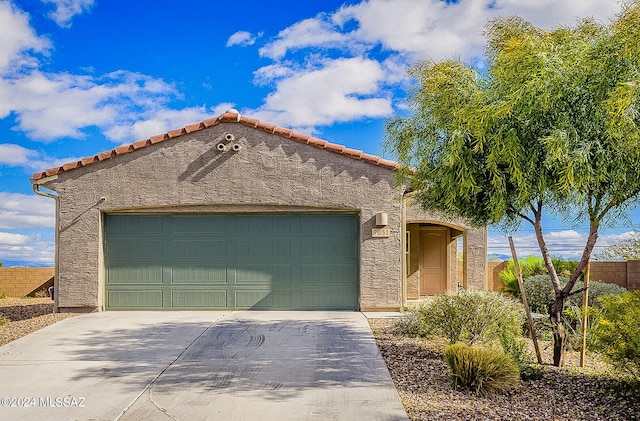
left=550, top=294, right=567, bottom=367
left=524, top=200, right=604, bottom=367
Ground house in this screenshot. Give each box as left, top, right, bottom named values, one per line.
left=30, top=111, right=487, bottom=312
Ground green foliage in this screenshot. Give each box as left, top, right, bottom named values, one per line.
left=499, top=255, right=546, bottom=295
left=593, top=291, right=640, bottom=381
left=595, top=231, right=640, bottom=261
left=396, top=290, right=524, bottom=345
left=385, top=4, right=640, bottom=230
left=384, top=6, right=640, bottom=371
left=551, top=258, right=579, bottom=277
left=497, top=328, right=544, bottom=381
left=443, top=342, right=520, bottom=395
left=0, top=317, right=8, bottom=326
left=569, top=280, right=628, bottom=307
left=522, top=275, right=627, bottom=313
left=523, top=274, right=569, bottom=313
left=393, top=308, right=422, bottom=336
left=562, top=304, right=604, bottom=351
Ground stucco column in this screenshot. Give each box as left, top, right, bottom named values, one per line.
left=464, top=227, right=488, bottom=290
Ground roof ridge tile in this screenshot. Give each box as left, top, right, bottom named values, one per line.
left=30, top=113, right=399, bottom=181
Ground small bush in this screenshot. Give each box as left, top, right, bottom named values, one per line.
left=443, top=342, right=520, bottom=395
left=522, top=274, right=564, bottom=313
left=567, top=280, right=627, bottom=308
left=397, top=291, right=524, bottom=345
left=593, top=291, right=640, bottom=381
left=522, top=275, right=627, bottom=314
left=0, top=317, right=8, bottom=326
left=393, top=308, right=422, bottom=336
left=561, top=304, right=603, bottom=351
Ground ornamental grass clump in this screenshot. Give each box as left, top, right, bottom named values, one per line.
left=443, top=342, right=520, bottom=395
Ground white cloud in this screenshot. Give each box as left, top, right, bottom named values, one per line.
left=41, top=0, right=94, bottom=27
left=259, top=17, right=351, bottom=59
left=258, top=0, right=621, bottom=70
left=0, top=70, right=216, bottom=142
left=106, top=106, right=215, bottom=142
left=0, top=192, right=54, bottom=229
left=253, top=63, right=296, bottom=86
left=226, top=31, right=261, bottom=47
left=488, top=229, right=639, bottom=260
left=246, top=57, right=393, bottom=129
left=0, top=143, right=83, bottom=173
left=0, top=0, right=624, bottom=147
left=0, top=143, right=35, bottom=165
left=246, top=0, right=621, bottom=136
left=0, top=232, right=28, bottom=245
left=0, top=231, right=54, bottom=266
left=0, top=1, right=49, bottom=74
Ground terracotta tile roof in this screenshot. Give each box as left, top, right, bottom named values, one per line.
left=31, top=112, right=400, bottom=181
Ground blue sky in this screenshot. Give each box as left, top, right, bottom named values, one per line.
left=0, top=0, right=636, bottom=266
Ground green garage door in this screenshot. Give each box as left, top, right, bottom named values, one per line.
left=104, top=213, right=359, bottom=310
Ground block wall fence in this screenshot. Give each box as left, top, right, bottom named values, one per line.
left=481, top=260, right=640, bottom=292
left=0, top=268, right=54, bottom=297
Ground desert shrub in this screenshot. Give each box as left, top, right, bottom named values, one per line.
left=522, top=274, right=564, bottom=313
left=522, top=275, right=627, bottom=314
left=566, top=280, right=627, bottom=308
left=443, top=342, right=520, bottom=395
left=592, top=291, right=640, bottom=381
left=0, top=316, right=8, bottom=326
left=561, top=304, right=604, bottom=351
left=393, top=307, right=422, bottom=336
left=397, top=291, right=524, bottom=345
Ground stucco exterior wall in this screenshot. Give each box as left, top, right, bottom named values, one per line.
left=40, top=123, right=404, bottom=311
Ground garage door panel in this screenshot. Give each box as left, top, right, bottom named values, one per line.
left=236, top=290, right=292, bottom=308
left=235, top=265, right=291, bottom=284
left=107, top=290, right=164, bottom=308
left=300, top=238, right=358, bottom=259
left=172, top=266, right=227, bottom=284
left=106, top=216, right=163, bottom=234
left=107, top=265, right=163, bottom=284
left=108, top=240, right=163, bottom=260
left=300, top=264, right=358, bottom=284
left=235, top=238, right=295, bottom=259
left=105, top=213, right=359, bottom=310
left=300, top=214, right=358, bottom=234
left=171, top=215, right=227, bottom=234
left=171, top=290, right=227, bottom=308
left=236, top=214, right=298, bottom=234
left=171, top=239, right=228, bottom=259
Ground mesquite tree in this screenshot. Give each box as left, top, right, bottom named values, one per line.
left=385, top=1, right=640, bottom=366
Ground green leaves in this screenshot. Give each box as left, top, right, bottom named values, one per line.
left=384, top=1, right=640, bottom=229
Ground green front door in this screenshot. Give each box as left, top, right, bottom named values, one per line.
left=104, top=213, right=359, bottom=310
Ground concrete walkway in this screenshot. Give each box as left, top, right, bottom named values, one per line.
left=0, top=311, right=408, bottom=421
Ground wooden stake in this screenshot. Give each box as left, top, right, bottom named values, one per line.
left=509, top=237, right=543, bottom=364
left=580, top=261, right=591, bottom=367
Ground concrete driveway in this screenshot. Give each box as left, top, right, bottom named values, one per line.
left=0, top=311, right=408, bottom=421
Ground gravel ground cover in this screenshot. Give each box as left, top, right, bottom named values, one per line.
left=369, top=318, right=639, bottom=421
left=2, top=299, right=638, bottom=420
left=0, top=297, right=78, bottom=347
